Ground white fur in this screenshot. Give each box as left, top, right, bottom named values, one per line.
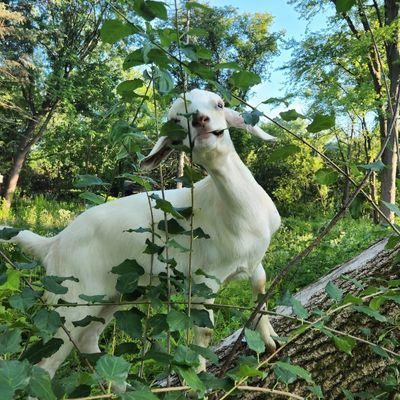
left=3, top=89, right=280, bottom=383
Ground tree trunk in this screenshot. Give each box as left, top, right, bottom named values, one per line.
left=210, top=240, right=399, bottom=398
left=3, top=105, right=56, bottom=207
left=380, top=0, right=400, bottom=224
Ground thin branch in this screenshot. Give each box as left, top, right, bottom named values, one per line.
left=237, top=386, right=304, bottom=399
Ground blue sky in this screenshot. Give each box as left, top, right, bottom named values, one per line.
left=207, top=1, right=332, bottom=116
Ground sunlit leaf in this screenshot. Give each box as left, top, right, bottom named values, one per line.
left=100, top=19, right=138, bottom=44
left=315, top=168, right=339, bottom=186
left=229, top=71, right=261, bottom=90
left=335, top=0, right=356, bottom=13
left=359, top=160, right=385, bottom=171
left=279, top=109, right=305, bottom=121
left=307, top=114, right=335, bottom=133
left=269, top=145, right=300, bottom=162
left=333, top=335, right=356, bottom=355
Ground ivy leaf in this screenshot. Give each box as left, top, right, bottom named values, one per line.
left=359, top=160, right=385, bottom=171
left=336, top=0, right=357, bottom=13
left=95, top=354, right=131, bottom=386
left=79, top=192, right=105, bottom=205
left=269, top=145, right=300, bottom=162
left=0, top=326, right=22, bottom=354
left=79, top=294, right=108, bottom=304
left=116, top=79, right=144, bottom=97
left=150, top=194, right=186, bottom=219
left=382, top=201, right=400, bottom=217
left=100, top=19, right=138, bottom=44
left=123, top=49, right=145, bottom=69
left=160, top=120, right=187, bottom=141
left=333, top=335, right=356, bottom=355
left=42, top=275, right=79, bottom=295
left=245, top=328, right=265, bottom=354
left=325, top=281, right=343, bottom=303
left=230, top=71, right=261, bottom=90
left=279, top=109, right=305, bottom=121
left=315, top=168, right=339, bottom=186
left=290, top=297, right=308, bottom=319
left=352, top=305, right=387, bottom=322
left=274, top=361, right=314, bottom=383
left=0, top=360, right=30, bottom=400
left=173, top=345, right=199, bottom=367
left=190, top=309, right=213, bottom=329
left=114, top=309, right=143, bottom=339
left=242, top=110, right=263, bottom=126
left=9, top=287, right=39, bottom=311
left=0, top=227, right=21, bottom=240
left=307, top=114, right=335, bottom=133
left=33, top=309, right=62, bottom=343
left=167, top=309, right=191, bottom=331
left=72, top=315, right=105, bottom=328
left=29, top=366, right=56, bottom=400
left=190, top=345, right=219, bottom=365
left=174, top=366, right=206, bottom=396
left=20, top=338, right=64, bottom=364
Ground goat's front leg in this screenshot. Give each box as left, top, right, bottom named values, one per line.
left=250, top=263, right=277, bottom=352
left=192, top=298, right=215, bottom=372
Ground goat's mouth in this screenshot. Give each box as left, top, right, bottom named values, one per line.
left=210, top=129, right=225, bottom=136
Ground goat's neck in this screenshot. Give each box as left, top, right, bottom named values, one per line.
left=202, top=151, right=266, bottom=210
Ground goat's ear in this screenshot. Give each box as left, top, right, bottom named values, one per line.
left=224, top=107, right=277, bottom=141
left=140, top=136, right=173, bottom=171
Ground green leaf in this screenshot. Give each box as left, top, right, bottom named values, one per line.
left=307, top=114, right=335, bottom=133
left=123, top=49, right=145, bottom=69
left=190, top=345, right=219, bottom=365
left=382, top=201, right=400, bottom=217
left=369, top=295, right=385, bottom=311
left=274, top=361, right=314, bottom=383
left=154, top=68, right=174, bottom=94
left=333, top=335, right=356, bottom=355
left=228, top=362, right=265, bottom=380
left=0, top=360, right=30, bottom=400
left=0, top=326, right=22, bottom=354
left=29, top=366, right=56, bottom=400
left=133, top=0, right=167, bottom=21
left=149, top=314, right=169, bottom=336
left=325, top=281, right=343, bottom=303
left=112, top=259, right=145, bottom=276
left=290, top=297, right=308, bottom=319
left=385, top=235, right=400, bottom=250
left=9, top=287, right=39, bottom=311
left=75, top=174, right=108, bottom=188
left=230, top=71, right=261, bottom=90
left=262, top=96, right=290, bottom=107
left=20, top=338, right=64, bottom=364
left=150, top=194, right=186, bottom=219
left=173, top=345, right=199, bottom=367
left=79, top=294, right=108, bottom=304
left=185, top=1, right=209, bottom=10
left=157, top=218, right=186, bottom=235
left=33, top=309, right=62, bottom=343
left=146, top=48, right=171, bottom=68
left=242, top=110, right=263, bottom=126
left=175, top=165, right=203, bottom=188
left=181, top=44, right=198, bottom=61
left=14, top=261, right=38, bottom=270
left=342, top=389, right=355, bottom=400
left=245, top=328, right=265, bottom=354
left=95, top=354, right=130, bottom=386
left=167, top=309, right=191, bottom=331
left=359, top=160, right=385, bottom=171
left=269, top=145, right=300, bottom=162
left=214, top=61, right=241, bottom=70
left=72, top=315, right=105, bottom=327
left=190, top=309, right=213, bottom=328
left=370, top=344, right=390, bottom=359
left=174, top=366, right=206, bottom=396
left=114, top=309, right=143, bottom=339
left=120, top=173, right=155, bottom=191
left=79, top=192, right=105, bottom=205
left=335, top=0, right=356, bottom=13
left=186, top=61, right=214, bottom=80
left=352, top=305, right=387, bottom=322
left=342, top=293, right=363, bottom=305
left=307, top=385, right=324, bottom=399
left=120, top=390, right=160, bottom=400
left=166, top=239, right=190, bottom=253
left=117, top=79, right=144, bottom=97
left=191, top=227, right=210, bottom=239
left=279, top=109, right=305, bottom=121
left=115, top=342, right=139, bottom=357
left=160, top=120, right=187, bottom=141
left=100, top=19, right=138, bottom=44
left=315, top=168, right=339, bottom=186
left=42, top=275, right=78, bottom=295
left=0, top=227, right=21, bottom=240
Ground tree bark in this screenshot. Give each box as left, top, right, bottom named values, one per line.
left=211, top=240, right=400, bottom=398
left=380, top=0, right=400, bottom=223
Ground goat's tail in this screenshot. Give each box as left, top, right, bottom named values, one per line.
left=0, top=226, right=54, bottom=262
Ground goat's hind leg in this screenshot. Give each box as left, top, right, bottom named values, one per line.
left=250, top=264, right=277, bottom=351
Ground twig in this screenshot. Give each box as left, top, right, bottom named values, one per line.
left=237, top=386, right=304, bottom=399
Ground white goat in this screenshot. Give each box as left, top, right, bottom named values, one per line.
left=2, top=89, right=280, bottom=382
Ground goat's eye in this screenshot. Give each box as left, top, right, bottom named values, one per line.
left=217, top=102, right=224, bottom=109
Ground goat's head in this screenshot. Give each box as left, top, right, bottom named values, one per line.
left=140, top=89, right=276, bottom=170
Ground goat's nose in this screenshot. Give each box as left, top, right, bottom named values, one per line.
left=192, top=112, right=210, bottom=128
